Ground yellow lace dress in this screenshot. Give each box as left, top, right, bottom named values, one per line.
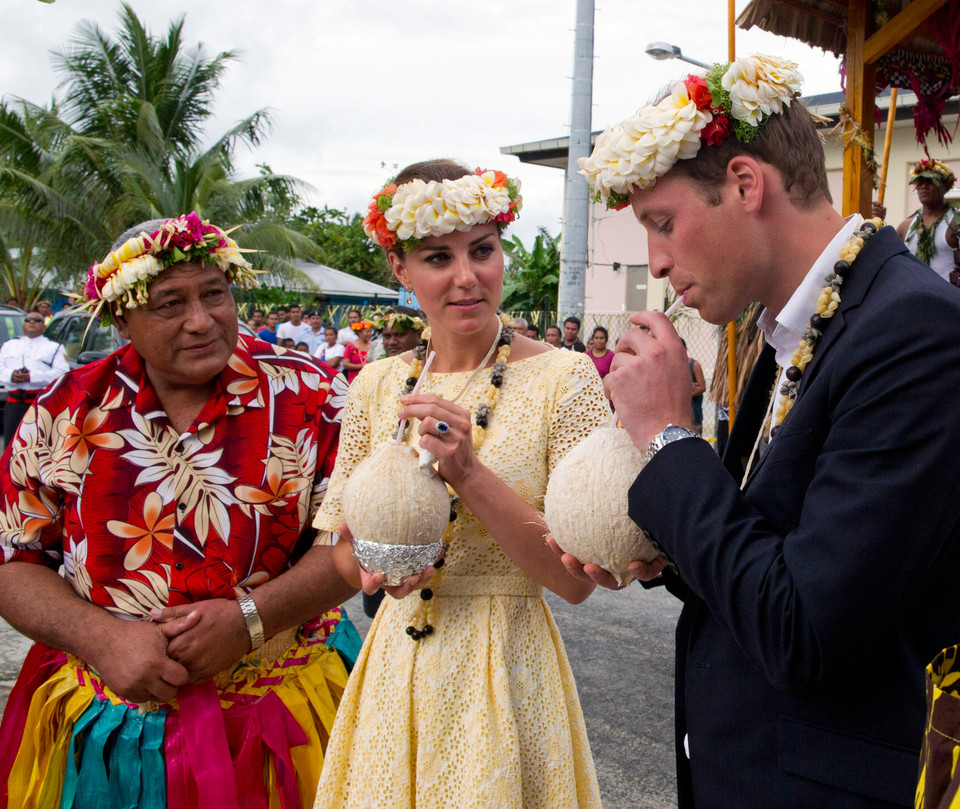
left=313, top=348, right=608, bottom=809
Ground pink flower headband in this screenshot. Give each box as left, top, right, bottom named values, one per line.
left=911, top=159, right=955, bottom=191
left=82, top=212, right=258, bottom=325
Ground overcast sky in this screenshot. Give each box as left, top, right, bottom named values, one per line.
left=2, top=1, right=842, bottom=247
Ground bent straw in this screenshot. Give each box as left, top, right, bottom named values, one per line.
left=395, top=350, right=436, bottom=445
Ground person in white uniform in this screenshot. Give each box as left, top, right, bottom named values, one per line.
left=0, top=308, right=69, bottom=444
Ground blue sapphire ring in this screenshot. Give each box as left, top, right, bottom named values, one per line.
left=435, top=420, right=450, bottom=437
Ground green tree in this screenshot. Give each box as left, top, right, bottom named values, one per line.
left=501, top=228, right=560, bottom=311
left=0, top=4, right=317, bottom=302
left=291, top=206, right=394, bottom=287
left=53, top=5, right=233, bottom=157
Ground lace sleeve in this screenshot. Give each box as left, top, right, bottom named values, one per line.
left=547, top=352, right=608, bottom=474
left=312, top=372, right=373, bottom=533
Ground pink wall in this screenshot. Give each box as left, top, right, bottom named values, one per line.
left=586, top=204, right=664, bottom=313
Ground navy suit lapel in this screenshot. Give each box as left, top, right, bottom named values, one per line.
left=794, top=226, right=904, bottom=398
left=738, top=226, right=905, bottom=489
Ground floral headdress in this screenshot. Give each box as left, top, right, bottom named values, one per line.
left=351, top=319, right=375, bottom=331
left=362, top=168, right=522, bottom=250
left=910, top=159, right=955, bottom=191
left=579, top=54, right=804, bottom=209
left=83, top=211, right=259, bottom=325
left=371, top=309, right=427, bottom=334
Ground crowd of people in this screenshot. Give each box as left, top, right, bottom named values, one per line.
left=0, top=50, right=959, bottom=809
left=242, top=301, right=631, bottom=393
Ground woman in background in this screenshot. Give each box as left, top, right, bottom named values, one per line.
left=340, top=321, right=373, bottom=383
left=587, top=325, right=613, bottom=380
left=315, top=325, right=345, bottom=371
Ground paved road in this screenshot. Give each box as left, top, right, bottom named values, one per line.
left=0, top=583, right=682, bottom=809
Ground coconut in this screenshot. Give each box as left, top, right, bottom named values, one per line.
left=544, top=427, right=658, bottom=586
left=342, top=444, right=451, bottom=545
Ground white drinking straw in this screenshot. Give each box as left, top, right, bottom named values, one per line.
left=664, top=298, right=684, bottom=318
left=395, top=350, right=436, bottom=445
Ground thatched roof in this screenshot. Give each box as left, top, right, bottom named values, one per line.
left=737, top=0, right=848, bottom=55
left=736, top=0, right=948, bottom=58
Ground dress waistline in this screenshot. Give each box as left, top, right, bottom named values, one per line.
left=435, top=575, right=543, bottom=598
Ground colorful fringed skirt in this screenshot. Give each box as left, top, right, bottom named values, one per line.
left=0, top=608, right=361, bottom=809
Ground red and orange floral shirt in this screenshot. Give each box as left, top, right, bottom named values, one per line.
left=0, top=335, right=346, bottom=618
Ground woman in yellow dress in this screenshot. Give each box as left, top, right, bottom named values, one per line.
left=313, top=160, right=608, bottom=809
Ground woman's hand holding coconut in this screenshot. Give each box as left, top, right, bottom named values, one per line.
left=334, top=523, right=441, bottom=598
left=399, top=393, right=477, bottom=489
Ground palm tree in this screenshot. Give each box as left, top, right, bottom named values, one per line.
left=53, top=4, right=234, bottom=159
left=0, top=98, right=124, bottom=304
left=501, top=228, right=561, bottom=311
left=0, top=4, right=317, bottom=301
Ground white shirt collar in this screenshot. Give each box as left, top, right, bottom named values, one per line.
left=758, top=214, right=863, bottom=369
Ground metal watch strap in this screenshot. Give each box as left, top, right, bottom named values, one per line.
left=643, top=424, right=696, bottom=464
left=237, top=594, right=265, bottom=651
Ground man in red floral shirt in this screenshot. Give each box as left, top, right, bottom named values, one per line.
left=0, top=214, right=359, bottom=809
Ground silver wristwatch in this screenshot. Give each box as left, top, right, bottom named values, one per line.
left=643, top=424, right=697, bottom=464
left=237, top=594, right=265, bottom=651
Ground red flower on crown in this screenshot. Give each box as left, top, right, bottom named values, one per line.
left=362, top=183, right=398, bottom=249
left=477, top=168, right=510, bottom=189
left=701, top=110, right=733, bottom=146
left=684, top=75, right=712, bottom=110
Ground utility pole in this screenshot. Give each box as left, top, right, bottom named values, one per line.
left=558, top=0, right=594, bottom=317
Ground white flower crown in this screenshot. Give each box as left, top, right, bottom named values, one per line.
left=579, top=54, right=803, bottom=209
left=363, top=169, right=522, bottom=249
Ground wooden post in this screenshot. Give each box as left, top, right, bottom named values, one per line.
left=842, top=0, right=877, bottom=217
left=726, top=0, right=738, bottom=425
left=878, top=88, right=898, bottom=206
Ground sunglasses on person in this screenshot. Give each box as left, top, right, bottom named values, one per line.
left=24, top=317, right=44, bottom=323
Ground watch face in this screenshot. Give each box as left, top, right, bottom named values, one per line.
left=662, top=425, right=694, bottom=443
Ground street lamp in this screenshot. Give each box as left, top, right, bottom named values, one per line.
left=645, top=41, right=711, bottom=69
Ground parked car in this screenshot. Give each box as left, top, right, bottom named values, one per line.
left=0, top=305, right=26, bottom=419
left=0, top=305, right=26, bottom=346
left=44, top=310, right=121, bottom=370
left=45, top=310, right=259, bottom=370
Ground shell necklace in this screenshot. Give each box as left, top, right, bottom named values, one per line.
left=771, top=216, right=884, bottom=432
left=396, top=312, right=514, bottom=642
left=396, top=312, right=514, bottom=449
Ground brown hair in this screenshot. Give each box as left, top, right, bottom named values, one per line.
left=669, top=100, right=831, bottom=210
left=393, top=159, right=472, bottom=187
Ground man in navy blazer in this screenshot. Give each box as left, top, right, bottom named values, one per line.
left=559, top=55, right=960, bottom=807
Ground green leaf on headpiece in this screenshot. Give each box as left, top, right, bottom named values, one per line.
left=377, top=194, right=394, bottom=213
left=705, top=65, right=732, bottom=117
left=734, top=119, right=761, bottom=144
left=606, top=190, right=631, bottom=210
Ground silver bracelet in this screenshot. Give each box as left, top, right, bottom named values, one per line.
left=237, top=594, right=265, bottom=651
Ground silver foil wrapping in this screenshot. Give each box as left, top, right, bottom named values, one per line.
left=351, top=538, right=447, bottom=586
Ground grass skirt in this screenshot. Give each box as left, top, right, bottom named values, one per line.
left=0, top=609, right=361, bottom=809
